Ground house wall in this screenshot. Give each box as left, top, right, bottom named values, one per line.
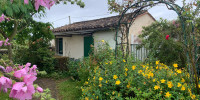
left=129, top=13, right=155, bottom=44
left=93, top=30, right=116, bottom=49
left=59, top=35, right=84, bottom=59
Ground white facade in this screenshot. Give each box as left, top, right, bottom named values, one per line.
left=53, top=13, right=155, bottom=59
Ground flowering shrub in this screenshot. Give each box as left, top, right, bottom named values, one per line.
left=80, top=42, right=199, bottom=100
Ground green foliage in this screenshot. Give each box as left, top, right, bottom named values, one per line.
left=138, top=19, right=186, bottom=68
left=79, top=42, right=199, bottom=100
left=54, top=56, right=69, bottom=71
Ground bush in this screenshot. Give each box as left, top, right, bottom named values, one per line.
left=54, top=56, right=69, bottom=71
left=79, top=41, right=199, bottom=100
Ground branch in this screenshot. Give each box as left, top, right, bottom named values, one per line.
left=0, top=29, right=8, bottom=39
left=9, top=20, right=19, bottom=41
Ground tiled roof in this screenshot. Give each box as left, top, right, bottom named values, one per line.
left=52, top=11, right=154, bottom=33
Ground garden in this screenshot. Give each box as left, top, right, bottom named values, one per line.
left=0, top=0, right=200, bottom=100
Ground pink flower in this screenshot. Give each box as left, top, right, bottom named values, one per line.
left=0, top=14, right=5, bottom=22
left=29, top=65, right=37, bottom=76
left=18, top=65, right=24, bottom=69
left=0, top=76, right=12, bottom=93
left=14, top=68, right=27, bottom=79
left=25, top=63, right=31, bottom=72
left=34, top=0, right=55, bottom=11
left=4, top=38, right=9, bottom=46
left=0, top=41, right=3, bottom=47
left=166, top=35, right=169, bottom=40
left=5, top=66, right=13, bottom=73
left=24, top=0, right=29, bottom=4
left=36, top=86, right=43, bottom=93
left=23, top=74, right=37, bottom=85
left=9, top=82, right=35, bottom=100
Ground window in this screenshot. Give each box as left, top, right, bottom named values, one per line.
left=56, top=38, right=63, bottom=55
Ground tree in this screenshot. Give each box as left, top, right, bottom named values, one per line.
left=0, top=0, right=85, bottom=60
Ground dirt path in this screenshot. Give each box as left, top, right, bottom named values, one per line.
left=33, top=77, right=68, bottom=100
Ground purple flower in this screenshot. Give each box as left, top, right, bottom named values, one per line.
left=0, top=66, right=6, bottom=72
left=5, top=66, right=13, bottom=73
left=0, top=76, right=12, bottom=93
left=23, top=74, right=37, bottom=85
left=14, top=68, right=27, bottom=79
left=0, top=14, right=5, bottom=22
left=9, top=82, right=35, bottom=100
left=24, top=0, right=29, bottom=4
left=0, top=41, right=3, bottom=47
left=29, top=65, right=37, bottom=76
left=36, top=86, right=43, bottom=93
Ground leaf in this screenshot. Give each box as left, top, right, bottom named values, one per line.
left=6, top=7, right=13, bottom=16
left=12, top=4, right=20, bottom=13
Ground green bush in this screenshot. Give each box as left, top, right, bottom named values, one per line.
left=54, top=56, right=69, bottom=71
left=79, top=41, right=199, bottom=100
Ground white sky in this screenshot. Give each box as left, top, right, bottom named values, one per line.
left=34, top=0, right=186, bottom=28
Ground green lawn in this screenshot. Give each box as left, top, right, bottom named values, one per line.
left=57, top=79, right=82, bottom=100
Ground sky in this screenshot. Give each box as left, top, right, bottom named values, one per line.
left=34, top=0, right=185, bottom=28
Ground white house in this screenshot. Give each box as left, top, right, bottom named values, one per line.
left=51, top=11, right=155, bottom=59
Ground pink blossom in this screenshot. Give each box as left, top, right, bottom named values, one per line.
left=5, top=66, right=13, bottom=73
left=29, top=65, right=37, bottom=76
left=24, top=0, right=29, bottom=4
left=0, top=14, right=5, bottom=22
left=18, top=65, right=24, bottom=69
left=14, top=68, right=27, bottom=79
left=4, top=38, right=9, bottom=46
left=34, top=0, right=55, bottom=11
left=23, top=74, right=37, bottom=85
left=36, top=86, right=43, bottom=93
left=0, top=76, right=12, bottom=93
left=9, top=82, right=35, bottom=100
left=0, top=41, right=3, bottom=47
left=25, top=63, right=31, bottom=72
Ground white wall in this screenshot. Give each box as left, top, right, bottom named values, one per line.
left=59, top=35, right=84, bottom=59
left=93, top=30, right=116, bottom=49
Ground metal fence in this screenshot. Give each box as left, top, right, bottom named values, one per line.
left=131, top=44, right=149, bottom=61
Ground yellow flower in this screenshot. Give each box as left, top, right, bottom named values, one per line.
left=113, top=75, right=118, bottom=80
left=165, top=92, right=171, bottom=98
left=115, top=80, right=121, bottom=85
left=153, top=79, right=156, bottom=82
left=148, top=72, right=154, bottom=78
left=154, top=85, right=160, bottom=90
left=85, top=97, right=89, bottom=100
left=181, top=78, right=185, bottom=83
left=177, top=83, right=182, bottom=87
left=123, top=59, right=126, bottom=62
left=176, top=69, right=182, bottom=74
left=127, top=84, right=130, bottom=88
left=99, top=77, right=103, bottom=81
left=101, top=40, right=105, bottom=43
left=84, top=81, right=88, bottom=85
left=93, top=76, right=95, bottom=80
left=125, top=72, right=127, bottom=76
left=138, top=70, right=143, bottom=74
left=99, top=84, right=102, bottom=87
left=181, top=86, right=185, bottom=91
left=198, top=84, right=200, bottom=88
left=132, top=65, right=136, bottom=70
left=191, top=94, right=196, bottom=99
left=156, top=66, right=159, bottom=69
left=106, top=80, right=108, bottom=83
left=160, top=79, right=166, bottom=83
left=112, top=91, right=115, bottom=95
left=105, top=62, right=108, bottom=64
left=125, top=68, right=128, bottom=71
left=110, top=61, right=112, bottom=65
left=156, top=61, right=159, bottom=65
left=167, top=81, right=173, bottom=88
left=173, top=64, right=178, bottom=68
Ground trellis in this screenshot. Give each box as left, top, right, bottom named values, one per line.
left=115, top=0, right=199, bottom=93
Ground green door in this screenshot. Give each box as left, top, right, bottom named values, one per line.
left=84, top=36, right=94, bottom=57
left=58, top=38, right=63, bottom=54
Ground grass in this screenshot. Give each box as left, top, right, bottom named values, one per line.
left=0, top=92, right=12, bottom=100
left=57, top=78, right=82, bottom=100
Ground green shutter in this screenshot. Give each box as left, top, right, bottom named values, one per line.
left=84, top=36, right=94, bottom=57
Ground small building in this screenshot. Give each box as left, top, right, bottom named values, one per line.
left=51, top=11, right=155, bottom=59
